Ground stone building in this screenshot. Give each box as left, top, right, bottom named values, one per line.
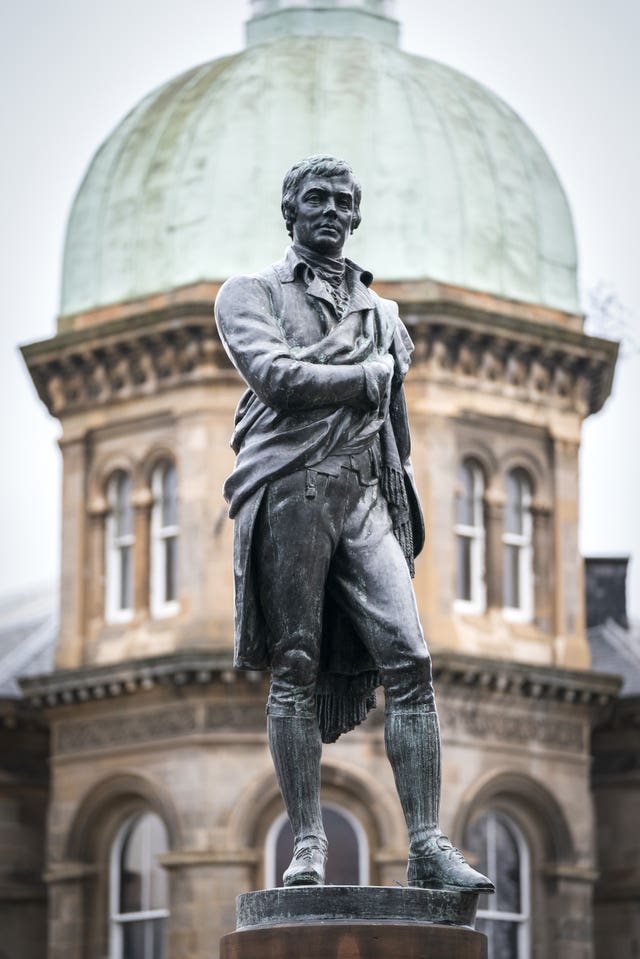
left=587, top=558, right=640, bottom=957
left=7, top=1, right=630, bottom=956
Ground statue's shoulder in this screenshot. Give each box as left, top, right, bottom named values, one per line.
left=216, top=261, right=283, bottom=314
left=371, top=289, right=400, bottom=319
left=368, top=287, right=401, bottom=343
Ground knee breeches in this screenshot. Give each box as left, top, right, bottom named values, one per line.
left=255, top=467, right=435, bottom=718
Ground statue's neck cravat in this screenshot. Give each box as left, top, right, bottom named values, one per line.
left=292, top=242, right=350, bottom=317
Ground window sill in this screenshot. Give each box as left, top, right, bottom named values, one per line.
left=453, top=599, right=487, bottom=616
left=502, top=607, right=533, bottom=624
left=151, top=600, right=180, bottom=620
left=105, top=609, right=134, bottom=626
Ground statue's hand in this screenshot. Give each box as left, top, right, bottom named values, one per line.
left=364, top=353, right=395, bottom=413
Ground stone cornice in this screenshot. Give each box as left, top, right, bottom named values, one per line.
left=22, top=291, right=616, bottom=419
left=60, top=279, right=582, bottom=334
left=57, top=281, right=222, bottom=334
left=431, top=650, right=621, bottom=706
left=404, top=304, right=617, bottom=416
left=22, top=306, right=231, bottom=418
left=374, top=278, right=584, bottom=330
left=19, top=650, right=262, bottom=708
left=19, top=649, right=621, bottom=711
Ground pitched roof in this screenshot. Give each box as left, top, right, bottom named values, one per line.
left=0, top=585, right=58, bottom=698
left=588, top=618, right=640, bottom=697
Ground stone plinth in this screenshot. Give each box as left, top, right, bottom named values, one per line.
left=220, top=887, right=487, bottom=959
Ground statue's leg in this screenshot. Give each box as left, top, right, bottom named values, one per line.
left=267, top=715, right=327, bottom=885
left=384, top=706, right=441, bottom=852
left=383, top=706, right=491, bottom=890
left=331, top=479, right=494, bottom=891
left=254, top=469, right=342, bottom=886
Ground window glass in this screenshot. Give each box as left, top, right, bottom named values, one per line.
left=164, top=538, right=177, bottom=603
left=465, top=811, right=530, bottom=959
left=122, top=919, right=167, bottom=959
left=476, top=917, right=520, bottom=959
left=495, top=816, right=521, bottom=913
left=456, top=536, right=472, bottom=601
left=502, top=469, right=533, bottom=618
left=454, top=460, right=485, bottom=610
left=151, top=461, right=179, bottom=616
left=115, top=473, right=133, bottom=537
left=112, top=813, right=169, bottom=959
left=147, top=815, right=169, bottom=910
left=119, top=546, right=132, bottom=611
left=273, top=805, right=364, bottom=886
left=106, top=470, right=134, bottom=621
left=503, top=543, right=520, bottom=609
left=161, top=465, right=178, bottom=527
left=456, top=462, right=475, bottom=526
left=120, top=818, right=144, bottom=913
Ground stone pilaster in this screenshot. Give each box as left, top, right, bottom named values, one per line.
left=57, top=437, right=87, bottom=669
left=551, top=437, right=587, bottom=667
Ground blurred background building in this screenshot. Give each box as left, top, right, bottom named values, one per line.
left=2, top=1, right=637, bottom=957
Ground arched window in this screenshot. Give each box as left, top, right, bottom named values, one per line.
left=502, top=469, right=533, bottom=620
left=110, top=812, right=169, bottom=959
left=454, top=459, right=486, bottom=612
left=465, top=811, right=531, bottom=959
left=106, top=471, right=134, bottom=623
left=150, top=462, right=179, bottom=618
left=265, top=803, right=369, bottom=888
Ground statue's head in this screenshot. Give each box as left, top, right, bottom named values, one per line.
left=281, top=155, right=362, bottom=245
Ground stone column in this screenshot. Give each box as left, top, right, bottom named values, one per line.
left=162, top=852, right=259, bottom=959
left=132, top=487, right=153, bottom=617
left=46, top=867, right=94, bottom=959
left=484, top=488, right=504, bottom=610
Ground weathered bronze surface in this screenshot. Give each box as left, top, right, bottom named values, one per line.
left=215, top=155, right=494, bottom=896
left=236, top=886, right=480, bottom=929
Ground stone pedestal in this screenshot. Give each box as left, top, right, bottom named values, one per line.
left=220, top=887, right=487, bottom=959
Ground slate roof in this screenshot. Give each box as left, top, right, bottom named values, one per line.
left=588, top=618, right=640, bottom=697
left=0, top=584, right=58, bottom=698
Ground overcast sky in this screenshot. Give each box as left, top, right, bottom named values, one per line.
left=2, top=0, right=639, bottom=618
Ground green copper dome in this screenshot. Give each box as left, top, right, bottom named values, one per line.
left=60, top=4, right=579, bottom=318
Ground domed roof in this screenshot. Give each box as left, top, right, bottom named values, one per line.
left=61, top=2, right=579, bottom=318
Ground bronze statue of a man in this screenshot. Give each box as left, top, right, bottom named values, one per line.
left=215, top=155, right=493, bottom=893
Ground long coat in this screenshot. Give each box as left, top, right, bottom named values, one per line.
left=215, top=248, right=425, bottom=739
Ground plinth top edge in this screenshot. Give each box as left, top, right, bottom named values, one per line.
left=236, top=885, right=479, bottom=930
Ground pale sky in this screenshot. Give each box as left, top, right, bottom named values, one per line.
left=2, top=0, right=639, bottom=617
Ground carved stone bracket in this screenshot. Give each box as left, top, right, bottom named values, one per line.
left=22, top=305, right=233, bottom=417
left=22, top=294, right=617, bottom=419
left=431, top=650, right=620, bottom=710
left=403, top=306, right=617, bottom=416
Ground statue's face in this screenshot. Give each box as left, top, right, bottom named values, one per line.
left=291, top=174, right=357, bottom=256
